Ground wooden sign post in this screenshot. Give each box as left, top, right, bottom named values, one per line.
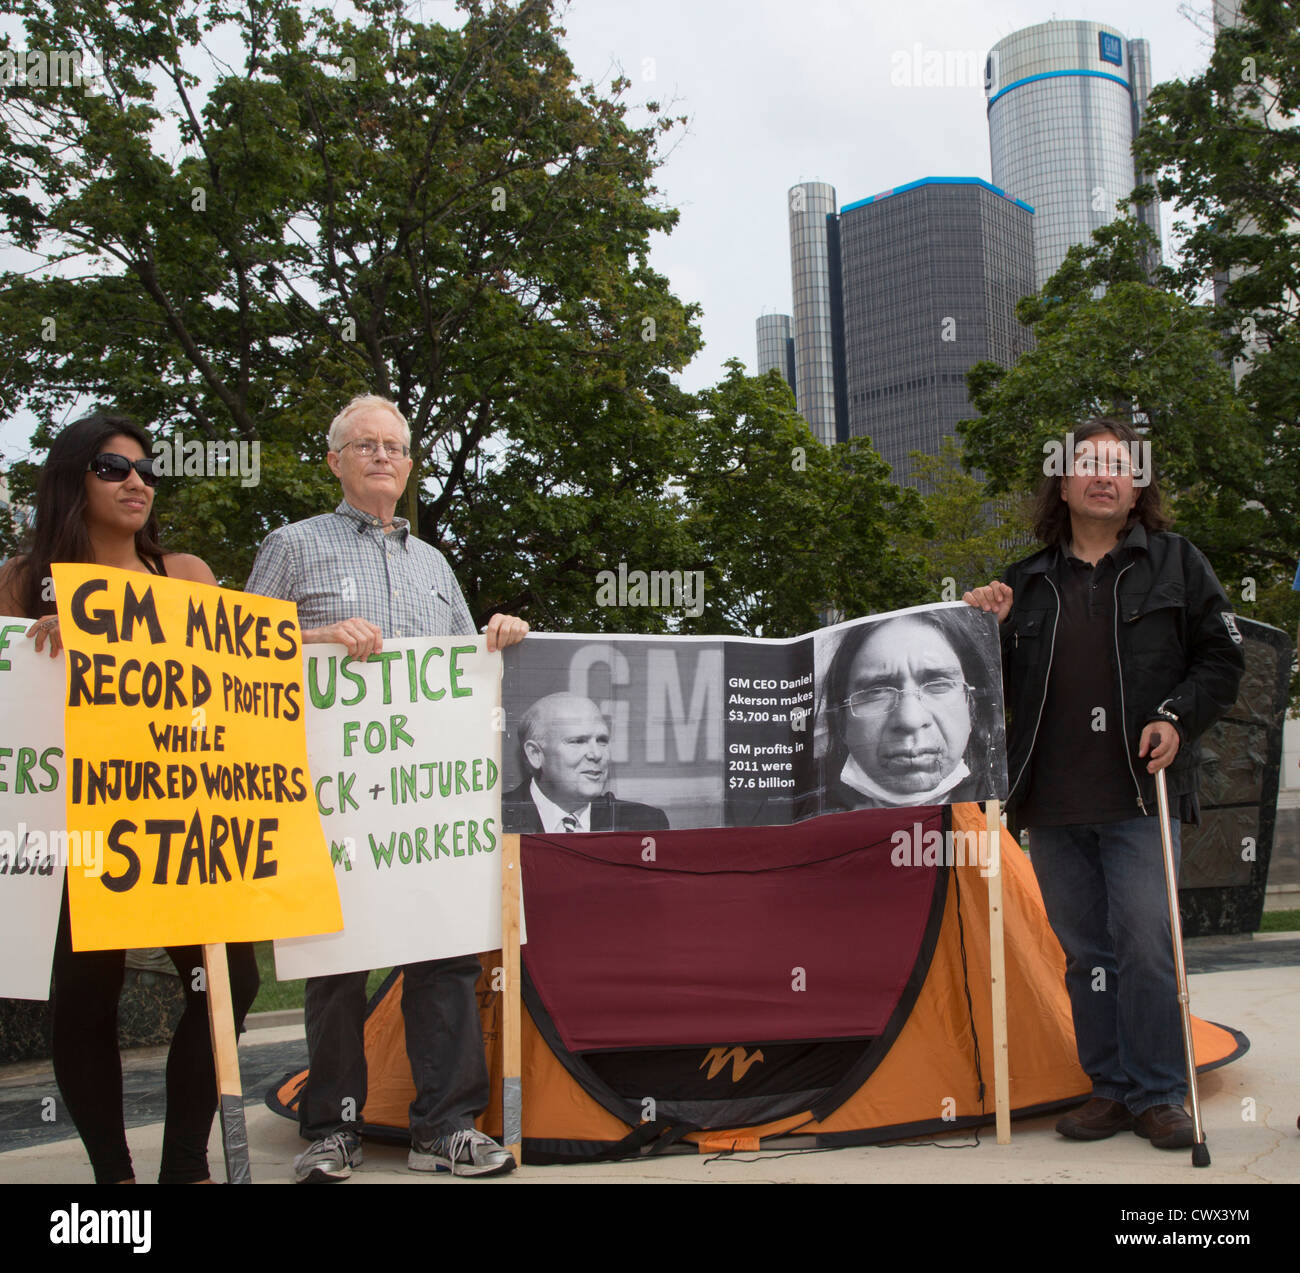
left=202, top=942, right=251, bottom=1183
left=985, top=799, right=1010, bottom=1143
left=501, top=833, right=522, bottom=1166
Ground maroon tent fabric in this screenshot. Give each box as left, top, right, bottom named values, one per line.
left=522, top=806, right=945, bottom=1051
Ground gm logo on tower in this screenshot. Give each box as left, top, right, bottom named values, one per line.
left=1099, top=32, right=1123, bottom=67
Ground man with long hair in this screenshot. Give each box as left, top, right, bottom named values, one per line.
left=817, top=609, right=1002, bottom=810
left=964, top=418, right=1243, bottom=1150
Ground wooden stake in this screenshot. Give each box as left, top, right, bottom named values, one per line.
left=202, top=942, right=251, bottom=1183
left=501, top=833, right=522, bottom=1166
left=983, top=801, right=1011, bottom=1144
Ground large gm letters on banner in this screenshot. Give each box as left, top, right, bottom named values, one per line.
left=273, top=638, right=504, bottom=981
left=18, top=592, right=1006, bottom=980
left=0, top=625, right=68, bottom=999
left=53, top=564, right=343, bottom=950
left=499, top=602, right=1008, bottom=831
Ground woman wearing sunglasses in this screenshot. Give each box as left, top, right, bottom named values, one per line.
left=0, top=410, right=259, bottom=1183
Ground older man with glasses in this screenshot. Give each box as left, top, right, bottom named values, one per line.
left=246, top=394, right=528, bottom=1182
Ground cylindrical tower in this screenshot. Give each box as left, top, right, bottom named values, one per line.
left=755, top=313, right=796, bottom=395
left=986, top=20, right=1163, bottom=289
left=1127, top=38, right=1161, bottom=256
left=788, top=181, right=839, bottom=446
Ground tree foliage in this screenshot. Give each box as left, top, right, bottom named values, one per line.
left=678, top=364, right=930, bottom=636
left=0, top=0, right=929, bottom=637
left=894, top=438, right=1033, bottom=597
left=0, top=0, right=696, bottom=615
left=1129, top=0, right=1300, bottom=630
left=1134, top=0, right=1300, bottom=345
left=960, top=219, right=1252, bottom=495
left=957, top=215, right=1280, bottom=623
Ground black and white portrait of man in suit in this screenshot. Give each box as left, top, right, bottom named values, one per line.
left=501, top=692, right=670, bottom=833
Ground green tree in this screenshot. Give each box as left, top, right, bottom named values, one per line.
left=1134, top=0, right=1300, bottom=346
left=957, top=216, right=1274, bottom=620
left=894, top=438, right=1033, bottom=595
left=960, top=219, right=1252, bottom=496
left=1131, top=0, right=1300, bottom=629
left=0, top=0, right=702, bottom=624
left=677, top=364, right=930, bottom=636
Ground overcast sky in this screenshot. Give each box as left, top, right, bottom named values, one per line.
left=0, top=0, right=1220, bottom=460
left=555, top=0, right=1217, bottom=391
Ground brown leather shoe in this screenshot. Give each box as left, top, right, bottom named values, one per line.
left=1056, top=1097, right=1133, bottom=1140
left=1133, top=1104, right=1195, bottom=1149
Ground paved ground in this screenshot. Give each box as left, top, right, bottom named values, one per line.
left=1, top=935, right=1295, bottom=1185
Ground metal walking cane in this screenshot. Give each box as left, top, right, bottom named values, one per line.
left=1154, top=766, right=1210, bottom=1167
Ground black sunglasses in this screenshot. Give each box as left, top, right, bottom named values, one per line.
left=88, top=453, right=160, bottom=487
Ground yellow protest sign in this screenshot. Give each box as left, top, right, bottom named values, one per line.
left=54, top=563, right=343, bottom=950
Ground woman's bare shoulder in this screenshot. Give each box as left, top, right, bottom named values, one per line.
left=161, top=553, right=219, bottom=587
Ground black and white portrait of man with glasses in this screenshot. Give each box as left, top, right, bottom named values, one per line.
left=814, top=606, right=1006, bottom=811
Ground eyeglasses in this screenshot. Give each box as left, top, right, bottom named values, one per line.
left=845, top=678, right=970, bottom=718
left=339, top=439, right=410, bottom=459
left=88, top=453, right=160, bottom=487
left=1074, top=456, right=1132, bottom=477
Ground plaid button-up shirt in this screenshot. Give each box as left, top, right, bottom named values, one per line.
left=245, top=500, right=475, bottom=639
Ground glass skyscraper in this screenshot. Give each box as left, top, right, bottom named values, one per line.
left=986, top=20, right=1161, bottom=289
left=787, top=182, right=841, bottom=446
left=755, top=314, right=797, bottom=396
left=837, top=178, right=1036, bottom=486
left=758, top=176, right=1035, bottom=486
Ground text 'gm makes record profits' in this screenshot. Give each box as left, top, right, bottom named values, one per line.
left=54, top=563, right=342, bottom=950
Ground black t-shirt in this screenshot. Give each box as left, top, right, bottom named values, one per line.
left=1017, top=546, right=1141, bottom=828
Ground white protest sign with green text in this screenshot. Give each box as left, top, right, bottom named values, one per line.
left=274, top=636, right=504, bottom=979
left=0, top=621, right=69, bottom=999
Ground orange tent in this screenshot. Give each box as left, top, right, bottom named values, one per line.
left=269, top=804, right=1246, bottom=1159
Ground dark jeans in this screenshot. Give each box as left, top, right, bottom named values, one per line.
left=51, top=889, right=260, bottom=1183
left=1029, top=816, right=1185, bottom=1115
left=298, top=954, right=487, bottom=1144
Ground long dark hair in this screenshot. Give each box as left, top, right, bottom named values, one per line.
left=818, top=607, right=1003, bottom=807
left=14, top=411, right=165, bottom=619
left=1033, top=417, right=1171, bottom=547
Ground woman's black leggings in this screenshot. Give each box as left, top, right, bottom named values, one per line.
left=51, top=888, right=260, bottom=1183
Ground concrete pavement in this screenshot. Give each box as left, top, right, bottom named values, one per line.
left=1, top=948, right=1295, bottom=1185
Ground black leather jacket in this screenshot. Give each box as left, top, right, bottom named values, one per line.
left=999, top=525, right=1245, bottom=833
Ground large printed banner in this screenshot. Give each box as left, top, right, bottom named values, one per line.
left=0, top=627, right=67, bottom=999
left=274, top=638, right=503, bottom=980
left=53, top=564, right=343, bottom=951
left=500, top=601, right=1007, bottom=831
left=0, top=595, right=1006, bottom=993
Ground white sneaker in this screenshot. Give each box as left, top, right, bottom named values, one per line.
left=293, top=1131, right=363, bottom=1183
left=408, top=1128, right=516, bottom=1176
